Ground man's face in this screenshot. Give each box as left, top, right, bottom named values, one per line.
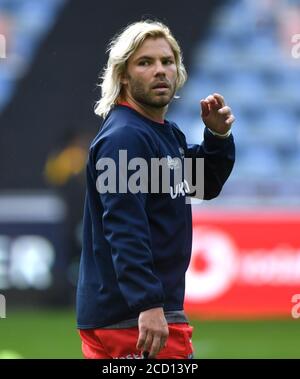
left=122, top=37, right=178, bottom=108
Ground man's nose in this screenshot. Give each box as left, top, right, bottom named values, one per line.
left=154, top=61, right=166, bottom=76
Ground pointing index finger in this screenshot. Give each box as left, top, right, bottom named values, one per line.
left=213, top=93, right=225, bottom=108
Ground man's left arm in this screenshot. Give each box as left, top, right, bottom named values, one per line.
left=185, top=93, right=235, bottom=200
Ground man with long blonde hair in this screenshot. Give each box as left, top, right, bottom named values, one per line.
left=76, top=20, right=235, bottom=359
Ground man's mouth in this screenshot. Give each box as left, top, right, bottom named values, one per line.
left=152, top=82, right=170, bottom=89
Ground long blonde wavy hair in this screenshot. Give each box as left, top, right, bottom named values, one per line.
left=94, top=20, right=187, bottom=118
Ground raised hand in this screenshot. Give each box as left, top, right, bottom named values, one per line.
left=200, top=93, right=235, bottom=135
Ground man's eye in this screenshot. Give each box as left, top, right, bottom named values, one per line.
left=164, top=60, right=174, bottom=65
left=139, top=61, right=150, bottom=66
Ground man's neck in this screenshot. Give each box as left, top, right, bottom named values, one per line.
left=118, top=97, right=167, bottom=124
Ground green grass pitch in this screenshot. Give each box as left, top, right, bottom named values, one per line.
left=0, top=309, right=299, bottom=358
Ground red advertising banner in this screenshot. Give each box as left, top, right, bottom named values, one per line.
left=185, top=210, right=300, bottom=318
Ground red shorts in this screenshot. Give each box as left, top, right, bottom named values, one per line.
left=79, top=323, right=194, bottom=359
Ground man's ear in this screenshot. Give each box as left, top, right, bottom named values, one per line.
left=120, top=72, right=128, bottom=85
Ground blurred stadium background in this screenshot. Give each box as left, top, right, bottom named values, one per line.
left=0, top=0, right=300, bottom=358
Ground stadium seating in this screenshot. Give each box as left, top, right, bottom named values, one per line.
left=0, top=0, right=66, bottom=112
left=170, top=0, right=300, bottom=201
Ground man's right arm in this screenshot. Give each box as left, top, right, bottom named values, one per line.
left=93, top=126, right=168, bottom=357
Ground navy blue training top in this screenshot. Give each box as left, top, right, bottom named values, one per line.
left=76, top=105, right=235, bottom=329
